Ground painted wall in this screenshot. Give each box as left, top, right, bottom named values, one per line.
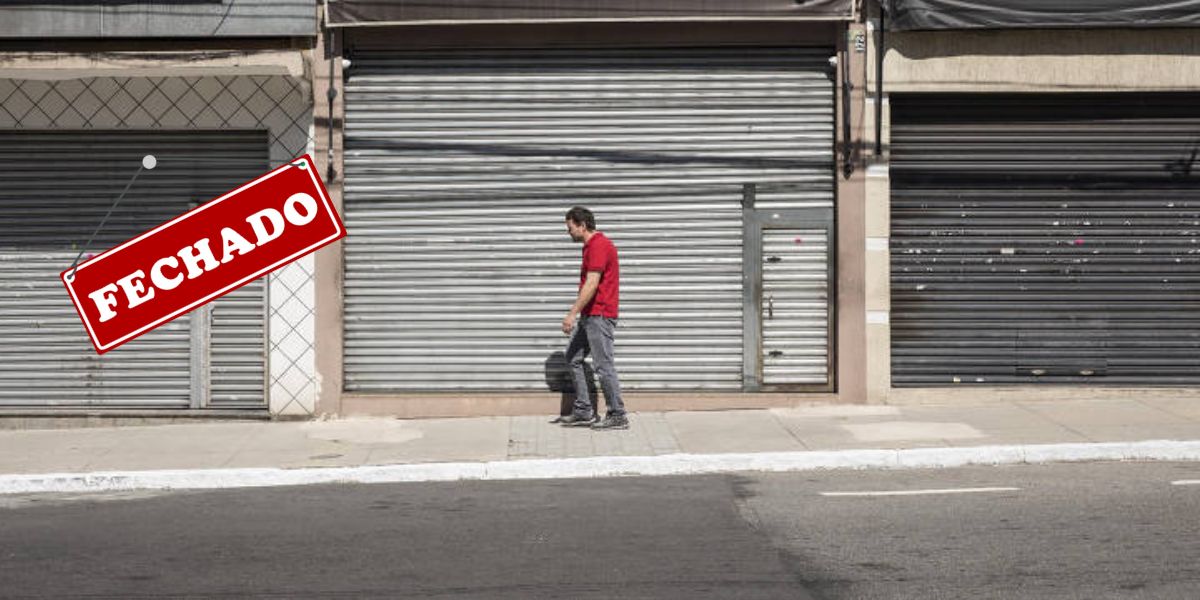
left=879, top=28, right=1200, bottom=92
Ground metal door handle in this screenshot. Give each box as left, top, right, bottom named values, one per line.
left=767, top=295, right=774, bottom=319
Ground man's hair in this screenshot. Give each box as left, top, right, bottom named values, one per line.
left=565, top=206, right=596, bottom=231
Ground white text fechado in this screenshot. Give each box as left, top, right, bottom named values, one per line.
left=85, top=192, right=319, bottom=322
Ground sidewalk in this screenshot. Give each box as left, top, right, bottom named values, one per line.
left=1, top=397, right=1198, bottom=494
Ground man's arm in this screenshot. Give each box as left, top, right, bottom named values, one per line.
left=562, top=271, right=601, bottom=334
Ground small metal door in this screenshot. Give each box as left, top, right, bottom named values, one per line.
left=743, top=206, right=834, bottom=391
left=761, top=227, right=831, bottom=386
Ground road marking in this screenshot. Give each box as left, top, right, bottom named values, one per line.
left=820, top=487, right=1021, bottom=497
left=1171, top=480, right=1200, bottom=486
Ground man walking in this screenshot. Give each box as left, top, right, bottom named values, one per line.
left=560, top=206, right=628, bottom=430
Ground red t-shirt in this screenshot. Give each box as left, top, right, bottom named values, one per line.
left=580, top=232, right=619, bottom=318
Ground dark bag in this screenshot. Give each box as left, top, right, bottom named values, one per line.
left=544, top=350, right=599, bottom=416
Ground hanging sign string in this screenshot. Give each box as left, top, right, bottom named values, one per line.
left=65, top=154, right=310, bottom=281
left=66, top=154, right=157, bottom=282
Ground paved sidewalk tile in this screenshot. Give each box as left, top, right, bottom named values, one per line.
left=508, top=416, right=540, bottom=459
left=590, top=427, right=630, bottom=456
left=564, top=427, right=596, bottom=458
left=631, top=413, right=681, bottom=455
left=1137, top=398, right=1200, bottom=424
left=87, top=447, right=242, bottom=472
left=218, top=424, right=351, bottom=469
left=780, top=405, right=903, bottom=419
left=900, top=403, right=1091, bottom=446
left=303, top=419, right=424, bottom=446
left=82, top=423, right=259, bottom=471
left=667, top=410, right=803, bottom=454
left=770, top=412, right=863, bottom=450
left=509, top=413, right=680, bottom=459
left=366, top=417, right=509, bottom=465
left=1070, top=424, right=1200, bottom=443
left=772, top=406, right=948, bottom=450
left=0, top=428, right=126, bottom=474
left=840, top=421, right=985, bottom=443
left=511, top=416, right=580, bottom=459
left=901, top=403, right=1054, bottom=430
left=1019, top=399, right=1200, bottom=443
left=537, top=420, right=568, bottom=459
left=785, top=429, right=953, bottom=451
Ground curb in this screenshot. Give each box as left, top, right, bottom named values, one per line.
left=2, top=440, right=1199, bottom=495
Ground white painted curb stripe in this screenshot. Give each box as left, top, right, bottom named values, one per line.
left=1, top=439, right=1198, bottom=495
left=820, top=487, right=1021, bottom=497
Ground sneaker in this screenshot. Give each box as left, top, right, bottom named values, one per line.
left=559, top=413, right=597, bottom=427
left=591, top=414, right=629, bottom=431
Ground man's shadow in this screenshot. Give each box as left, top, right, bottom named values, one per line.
left=544, top=350, right=599, bottom=418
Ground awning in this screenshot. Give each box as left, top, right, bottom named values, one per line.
left=327, top=0, right=854, bottom=27
left=885, top=0, right=1200, bottom=31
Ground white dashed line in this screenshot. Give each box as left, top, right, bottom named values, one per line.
left=1170, top=480, right=1200, bottom=486
left=821, top=487, right=1021, bottom=497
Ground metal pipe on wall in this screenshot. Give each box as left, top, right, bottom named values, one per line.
left=325, top=13, right=337, bottom=184
left=875, top=0, right=885, bottom=156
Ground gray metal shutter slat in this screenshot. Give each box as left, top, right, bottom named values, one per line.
left=344, top=47, right=834, bottom=392
left=761, top=229, right=830, bottom=385
left=0, top=255, right=191, bottom=405
left=209, top=278, right=266, bottom=406
left=890, top=93, right=1200, bottom=386
left=0, top=131, right=268, bottom=408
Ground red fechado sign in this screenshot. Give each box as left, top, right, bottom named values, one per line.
left=62, top=154, right=345, bottom=354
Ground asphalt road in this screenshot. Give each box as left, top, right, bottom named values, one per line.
left=0, top=462, right=1197, bottom=599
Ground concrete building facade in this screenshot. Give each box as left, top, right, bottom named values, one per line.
left=0, top=1, right=322, bottom=418
left=3, top=1, right=1197, bottom=421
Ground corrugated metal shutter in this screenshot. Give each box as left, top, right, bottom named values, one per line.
left=344, top=47, right=834, bottom=391
left=0, top=131, right=269, bottom=407
left=891, top=93, right=1200, bottom=386
left=209, top=279, right=266, bottom=406
left=762, top=227, right=830, bottom=385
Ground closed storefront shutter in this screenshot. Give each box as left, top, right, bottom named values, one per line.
left=344, top=47, right=834, bottom=392
left=891, top=94, right=1200, bottom=386
left=0, top=131, right=269, bottom=407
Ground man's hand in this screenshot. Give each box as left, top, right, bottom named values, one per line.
left=564, top=272, right=598, bottom=335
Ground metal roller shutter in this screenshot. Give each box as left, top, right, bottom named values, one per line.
left=209, top=278, right=267, bottom=407
left=344, top=47, right=834, bottom=392
left=891, top=93, right=1200, bottom=386
left=0, top=131, right=269, bottom=407
left=762, top=227, right=831, bottom=385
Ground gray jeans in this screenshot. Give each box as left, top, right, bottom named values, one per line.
left=565, top=316, right=625, bottom=417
